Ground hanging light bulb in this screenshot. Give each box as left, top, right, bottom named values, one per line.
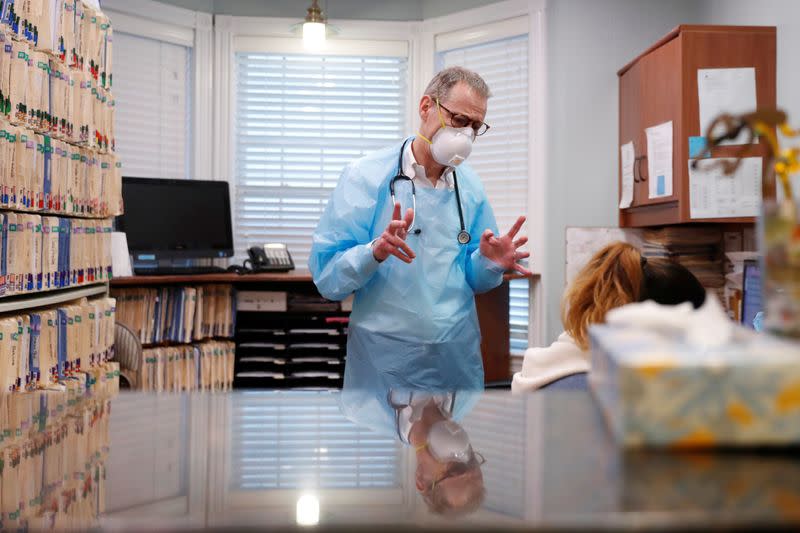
left=302, top=0, right=326, bottom=51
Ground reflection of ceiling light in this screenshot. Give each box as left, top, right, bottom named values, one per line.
left=302, top=0, right=326, bottom=51
left=296, top=493, right=320, bottom=526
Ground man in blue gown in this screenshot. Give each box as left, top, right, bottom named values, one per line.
left=310, top=66, right=530, bottom=390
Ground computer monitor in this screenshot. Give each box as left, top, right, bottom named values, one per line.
left=116, top=177, right=234, bottom=262
left=741, top=260, right=762, bottom=329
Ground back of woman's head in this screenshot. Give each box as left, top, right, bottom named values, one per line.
left=562, top=241, right=706, bottom=350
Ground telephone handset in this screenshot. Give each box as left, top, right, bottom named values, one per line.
left=246, top=243, right=294, bottom=272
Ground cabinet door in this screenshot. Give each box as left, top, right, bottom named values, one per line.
left=618, top=58, right=643, bottom=209
left=636, top=36, right=682, bottom=208
left=679, top=27, right=775, bottom=223
left=619, top=38, right=681, bottom=211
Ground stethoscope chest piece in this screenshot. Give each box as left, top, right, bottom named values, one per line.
left=392, top=137, right=471, bottom=246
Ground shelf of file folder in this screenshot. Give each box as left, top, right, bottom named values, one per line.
left=138, top=340, right=235, bottom=392
left=0, top=296, right=118, bottom=395
left=0, top=0, right=115, bottom=85
left=0, top=120, right=123, bottom=219
left=0, top=375, right=118, bottom=530
left=111, top=285, right=237, bottom=347
left=140, top=335, right=234, bottom=349
left=0, top=213, right=113, bottom=300
left=0, top=0, right=116, bottom=155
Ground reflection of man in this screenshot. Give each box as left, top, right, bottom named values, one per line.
left=390, top=392, right=485, bottom=515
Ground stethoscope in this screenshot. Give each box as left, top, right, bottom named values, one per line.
left=388, top=138, right=471, bottom=245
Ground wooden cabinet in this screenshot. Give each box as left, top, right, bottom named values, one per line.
left=618, top=25, right=776, bottom=227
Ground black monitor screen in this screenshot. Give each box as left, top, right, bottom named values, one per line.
left=117, top=177, right=234, bottom=260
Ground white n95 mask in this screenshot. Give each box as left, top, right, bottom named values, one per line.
left=430, top=126, right=475, bottom=167
left=427, top=420, right=473, bottom=463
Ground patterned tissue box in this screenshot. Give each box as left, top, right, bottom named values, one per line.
left=589, top=324, right=800, bottom=448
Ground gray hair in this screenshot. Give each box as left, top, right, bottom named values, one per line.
left=423, top=66, right=492, bottom=101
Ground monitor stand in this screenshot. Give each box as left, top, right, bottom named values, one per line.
left=132, top=257, right=225, bottom=276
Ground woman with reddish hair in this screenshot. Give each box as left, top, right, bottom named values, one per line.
left=512, top=242, right=705, bottom=392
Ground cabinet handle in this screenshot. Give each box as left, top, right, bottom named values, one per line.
left=634, top=155, right=647, bottom=182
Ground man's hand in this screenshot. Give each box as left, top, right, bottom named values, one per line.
left=479, top=216, right=532, bottom=275
left=372, top=203, right=416, bottom=263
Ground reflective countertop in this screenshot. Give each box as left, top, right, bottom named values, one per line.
left=97, top=389, right=800, bottom=531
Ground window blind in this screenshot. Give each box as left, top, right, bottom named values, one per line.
left=437, top=35, right=530, bottom=353
left=114, top=31, right=192, bottom=179
left=233, top=53, right=408, bottom=267
left=462, top=394, right=526, bottom=517
left=231, top=392, right=401, bottom=490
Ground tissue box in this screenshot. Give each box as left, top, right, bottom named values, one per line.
left=589, top=324, right=800, bottom=448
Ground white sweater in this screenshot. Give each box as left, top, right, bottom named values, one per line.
left=511, top=332, right=590, bottom=393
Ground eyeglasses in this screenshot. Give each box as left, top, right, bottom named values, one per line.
left=431, top=451, right=486, bottom=491
left=437, top=100, right=491, bottom=137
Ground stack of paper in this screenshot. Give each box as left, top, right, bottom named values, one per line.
left=113, top=284, right=236, bottom=345
left=139, top=340, right=235, bottom=392
left=641, top=226, right=724, bottom=292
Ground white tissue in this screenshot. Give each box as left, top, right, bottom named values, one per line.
left=604, top=292, right=734, bottom=349
left=605, top=300, right=695, bottom=335
left=685, top=292, right=734, bottom=349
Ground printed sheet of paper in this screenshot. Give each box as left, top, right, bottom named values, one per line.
left=689, top=157, right=762, bottom=219
left=645, top=121, right=673, bottom=199
left=698, top=68, right=757, bottom=145
left=619, top=141, right=634, bottom=208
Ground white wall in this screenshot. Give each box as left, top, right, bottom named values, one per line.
left=701, top=0, right=800, bottom=123
left=542, top=0, right=704, bottom=343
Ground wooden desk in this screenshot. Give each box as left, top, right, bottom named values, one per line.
left=111, top=270, right=531, bottom=381
left=110, top=271, right=314, bottom=286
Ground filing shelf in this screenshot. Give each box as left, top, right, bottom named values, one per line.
left=112, top=270, right=527, bottom=386
left=234, top=307, right=349, bottom=389
left=0, top=282, right=107, bottom=314
left=112, top=271, right=349, bottom=389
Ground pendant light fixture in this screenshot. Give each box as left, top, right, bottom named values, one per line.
left=302, top=0, right=326, bottom=51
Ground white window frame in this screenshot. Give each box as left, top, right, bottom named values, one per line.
left=102, top=0, right=214, bottom=180
left=214, top=15, right=419, bottom=223
left=420, top=0, right=548, bottom=352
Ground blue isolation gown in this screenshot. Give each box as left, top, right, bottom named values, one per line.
left=309, top=137, right=504, bottom=391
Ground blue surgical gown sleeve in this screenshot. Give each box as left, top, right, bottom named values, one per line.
left=309, top=163, right=382, bottom=301
left=464, top=193, right=505, bottom=294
